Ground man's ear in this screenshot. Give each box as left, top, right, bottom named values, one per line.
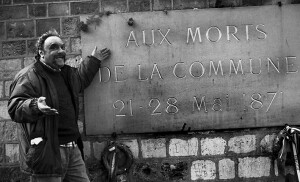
left=39, top=50, right=44, bottom=58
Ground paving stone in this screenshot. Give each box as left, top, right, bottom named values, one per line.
left=238, top=157, right=271, bottom=178
left=219, top=158, right=235, bottom=179
left=201, top=137, right=226, bottom=155
left=141, top=138, right=166, bottom=158
left=228, top=135, right=256, bottom=154
left=169, top=138, right=198, bottom=156
left=191, top=160, right=216, bottom=180
left=260, top=134, right=276, bottom=153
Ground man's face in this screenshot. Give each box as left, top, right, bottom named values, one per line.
left=40, top=36, right=66, bottom=70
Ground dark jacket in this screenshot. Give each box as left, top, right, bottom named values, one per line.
left=8, top=56, right=101, bottom=177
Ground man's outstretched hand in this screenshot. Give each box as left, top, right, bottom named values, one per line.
left=91, top=46, right=111, bottom=61
left=37, top=97, right=59, bottom=115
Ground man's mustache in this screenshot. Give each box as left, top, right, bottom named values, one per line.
left=55, top=53, right=66, bottom=58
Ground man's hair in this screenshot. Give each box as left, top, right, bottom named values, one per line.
left=35, top=29, right=61, bottom=61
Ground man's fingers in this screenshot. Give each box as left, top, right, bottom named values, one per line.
left=42, top=108, right=59, bottom=115
left=100, top=48, right=108, bottom=53
left=94, top=46, right=98, bottom=52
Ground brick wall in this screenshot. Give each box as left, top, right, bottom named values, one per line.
left=0, top=0, right=300, bottom=181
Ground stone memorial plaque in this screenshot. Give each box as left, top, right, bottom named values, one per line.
left=81, top=5, right=300, bottom=135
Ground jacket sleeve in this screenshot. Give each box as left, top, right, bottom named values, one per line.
left=8, top=74, right=43, bottom=123
left=75, top=56, right=101, bottom=93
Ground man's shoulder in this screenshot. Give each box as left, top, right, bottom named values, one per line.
left=13, top=61, right=38, bottom=80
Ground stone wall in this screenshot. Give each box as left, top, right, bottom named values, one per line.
left=0, top=0, right=300, bottom=181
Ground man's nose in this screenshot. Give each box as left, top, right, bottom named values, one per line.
left=58, top=47, right=66, bottom=53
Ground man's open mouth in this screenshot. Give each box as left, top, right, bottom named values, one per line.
left=55, top=55, right=65, bottom=61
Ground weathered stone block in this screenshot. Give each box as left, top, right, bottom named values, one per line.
left=173, top=0, right=207, bottom=10
left=161, top=161, right=188, bottom=180
left=4, top=80, right=12, bottom=97
left=133, top=163, right=166, bottom=181
left=0, top=22, right=5, bottom=41
left=0, top=143, right=3, bottom=163
left=7, top=20, right=34, bottom=38
left=70, top=37, right=81, bottom=53
left=71, top=2, right=99, bottom=15
left=0, top=58, right=22, bottom=71
left=24, top=57, right=35, bottom=67
left=13, top=0, right=33, bottom=4
left=201, top=137, right=226, bottom=155
left=0, top=5, right=27, bottom=20
left=224, top=0, right=241, bottom=7
left=243, top=0, right=262, bottom=6
left=2, top=0, right=12, bottom=5
left=219, top=158, right=235, bottom=179
left=0, top=166, right=29, bottom=181
left=238, top=157, right=271, bottom=178
left=129, top=0, right=150, bottom=12
left=191, top=160, right=216, bottom=180
left=62, top=17, right=80, bottom=36
left=262, top=0, right=297, bottom=5
left=141, top=138, right=166, bottom=158
left=5, top=143, right=19, bottom=163
left=0, top=121, right=17, bottom=142
left=78, top=120, right=83, bottom=134
left=292, top=0, right=300, bottom=4
left=169, top=138, right=198, bottom=156
left=274, top=159, right=279, bottom=176
left=78, top=95, right=84, bottom=121
left=93, top=141, right=107, bottom=160
left=49, top=3, right=69, bottom=17
left=0, top=71, right=19, bottom=80
left=27, top=39, right=38, bottom=55
left=36, top=18, right=60, bottom=36
left=2, top=40, right=26, bottom=57
left=62, top=37, right=70, bottom=53
left=65, top=55, right=82, bottom=68
left=228, top=135, right=256, bottom=154
left=121, top=139, right=139, bottom=159
left=83, top=141, right=91, bottom=160
left=36, top=0, right=60, bottom=2
left=260, top=134, right=276, bottom=153
left=153, top=0, right=172, bottom=11
left=102, top=0, right=128, bottom=13
left=0, top=81, right=3, bottom=98
left=29, top=4, right=47, bottom=17
left=0, top=101, right=10, bottom=120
